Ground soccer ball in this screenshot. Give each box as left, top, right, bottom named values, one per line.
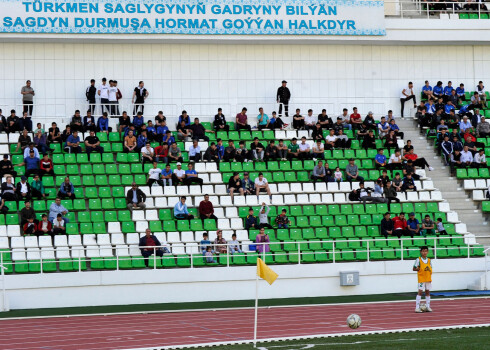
left=347, top=314, right=362, bottom=329
left=420, top=304, right=427, bottom=312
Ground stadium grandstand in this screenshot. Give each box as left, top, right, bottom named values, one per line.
left=0, top=0, right=489, bottom=349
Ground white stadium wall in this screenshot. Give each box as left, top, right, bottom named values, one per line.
left=1, top=42, right=490, bottom=126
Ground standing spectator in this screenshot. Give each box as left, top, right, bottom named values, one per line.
left=21, top=80, right=35, bottom=116
left=229, top=234, right=242, bottom=254
left=19, top=200, right=36, bottom=226
left=141, top=142, right=155, bottom=164
left=258, top=203, right=272, bottom=229
left=58, top=176, right=75, bottom=200
left=227, top=172, right=244, bottom=199
left=0, top=155, right=17, bottom=178
left=36, top=214, right=54, bottom=237
left=86, top=79, right=97, bottom=115
left=204, top=142, right=219, bottom=163
left=108, top=80, right=118, bottom=116
left=15, top=129, right=31, bottom=153
left=132, top=81, right=149, bottom=116
left=420, top=215, right=435, bottom=237
left=255, top=228, right=270, bottom=253
left=345, top=158, right=364, bottom=182
left=245, top=207, right=258, bottom=230
left=70, top=110, right=83, bottom=132
left=188, top=139, right=201, bottom=162
left=213, top=108, right=229, bottom=132
left=161, top=164, right=173, bottom=186
left=392, top=212, right=408, bottom=238
left=184, top=163, right=203, bottom=186
left=257, top=107, right=270, bottom=130
left=174, top=196, right=194, bottom=220
left=255, top=172, right=272, bottom=199
left=213, top=230, right=228, bottom=255
left=97, top=112, right=112, bottom=133
left=380, top=212, right=394, bottom=238
left=242, top=172, right=255, bottom=196
left=172, top=163, right=186, bottom=186
left=250, top=137, right=265, bottom=161
left=199, top=194, right=218, bottom=222
left=350, top=107, right=362, bottom=130
left=97, top=78, right=110, bottom=115
left=22, top=150, right=40, bottom=178
left=30, top=174, right=46, bottom=199
left=168, top=143, right=183, bottom=163
left=64, top=130, right=82, bottom=154
left=277, top=80, right=290, bottom=117
left=126, top=182, right=146, bottom=211
left=400, top=82, right=416, bottom=118
left=48, top=122, right=62, bottom=144
left=48, top=197, right=70, bottom=223
left=84, top=130, right=104, bottom=160
left=139, top=228, right=166, bottom=267
left=147, top=161, right=163, bottom=187
left=33, top=130, right=48, bottom=155
left=123, top=130, right=137, bottom=153
left=298, top=137, right=311, bottom=160
left=292, top=109, right=305, bottom=130
left=275, top=209, right=291, bottom=229
left=235, top=108, right=251, bottom=131
left=407, top=212, right=420, bottom=237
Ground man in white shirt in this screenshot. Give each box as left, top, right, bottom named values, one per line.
left=312, top=140, right=325, bottom=160
left=400, top=81, right=416, bottom=118
left=298, top=136, right=311, bottom=160
left=325, top=129, right=337, bottom=150
left=377, top=116, right=390, bottom=139
left=188, top=139, right=201, bottom=162
left=23, top=143, right=39, bottom=159
left=108, top=80, right=118, bottom=116
left=338, top=108, right=352, bottom=130
left=172, top=162, right=186, bottom=186
left=141, top=142, right=154, bottom=164
left=97, top=77, right=110, bottom=115
left=304, top=109, right=317, bottom=130
left=473, top=149, right=486, bottom=168
left=388, top=149, right=403, bottom=170
left=460, top=145, right=474, bottom=166
left=254, top=172, right=272, bottom=199
left=147, top=161, right=163, bottom=187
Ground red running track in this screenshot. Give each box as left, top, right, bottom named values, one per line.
left=0, top=298, right=489, bottom=350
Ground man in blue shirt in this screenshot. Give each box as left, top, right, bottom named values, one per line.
left=456, top=83, right=465, bottom=104
left=374, top=148, right=387, bottom=169
left=97, top=112, right=112, bottom=133
left=156, top=121, right=169, bottom=143
left=162, top=130, right=175, bottom=146
left=161, top=164, right=173, bottom=186
left=23, top=150, right=40, bottom=177
left=216, top=138, right=225, bottom=160
left=48, top=197, right=70, bottom=223
left=406, top=212, right=420, bottom=237
left=146, top=120, right=157, bottom=141
left=422, top=80, right=433, bottom=100
left=433, top=81, right=443, bottom=99
left=257, top=107, right=270, bottom=131
left=64, top=130, right=82, bottom=154
left=133, top=111, right=144, bottom=131
left=443, top=81, right=454, bottom=102
left=425, top=99, right=436, bottom=115
left=184, top=163, right=203, bottom=186
left=136, top=130, right=148, bottom=152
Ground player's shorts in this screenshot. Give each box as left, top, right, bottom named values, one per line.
left=418, top=282, right=432, bottom=291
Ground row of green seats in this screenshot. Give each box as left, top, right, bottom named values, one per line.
left=459, top=13, right=490, bottom=20
left=456, top=168, right=490, bottom=179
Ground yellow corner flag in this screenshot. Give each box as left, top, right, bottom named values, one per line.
left=257, top=258, right=278, bottom=285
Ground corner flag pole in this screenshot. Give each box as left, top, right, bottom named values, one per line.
left=253, top=271, right=259, bottom=347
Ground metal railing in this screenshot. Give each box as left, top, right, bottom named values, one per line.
left=388, top=0, right=490, bottom=19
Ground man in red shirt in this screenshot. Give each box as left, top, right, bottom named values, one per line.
left=403, top=148, right=433, bottom=171
left=392, top=212, right=408, bottom=238
left=350, top=107, right=362, bottom=130
left=154, top=143, right=169, bottom=164
left=199, top=194, right=218, bottom=223
left=236, top=107, right=251, bottom=131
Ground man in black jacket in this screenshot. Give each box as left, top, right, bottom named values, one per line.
left=86, top=79, right=97, bottom=115
left=277, top=80, right=291, bottom=117
left=126, top=182, right=146, bottom=211
left=139, top=228, right=169, bottom=266
left=380, top=212, right=394, bottom=238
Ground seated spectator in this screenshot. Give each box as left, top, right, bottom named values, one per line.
left=126, top=182, right=146, bottom=211
left=470, top=91, right=483, bottom=110
left=311, top=160, right=327, bottom=182
left=156, top=121, right=171, bottom=143
left=172, top=162, right=186, bottom=186
left=228, top=172, right=244, bottom=199
left=189, top=118, right=213, bottom=141
left=235, top=108, right=251, bottom=131
left=64, top=130, right=82, bottom=154
left=184, top=163, right=203, bottom=186
left=383, top=181, right=400, bottom=210
left=178, top=111, right=191, bottom=127
left=58, top=176, right=75, bottom=199
left=345, top=158, right=364, bottom=182
left=84, top=130, right=104, bottom=159
left=420, top=215, right=435, bottom=237
left=422, top=80, right=433, bottom=99
left=380, top=212, right=394, bottom=238
left=202, top=142, right=218, bottom=163
left=334, top=166, right=343, bottom=182
left=392, top=212, right=408, bottom=238
left=70, top=110, right=83, bottom=132
left=389, top=119, right=404, bottom=139
left=214, top=230, right=228, bottom=254
left=0, top=154, right=17, bottom=178
left=213, top=108, right=229, bottom=132
left=200, top=232, right=212, bottom=254
left=23, top=142, right=39, bottom=159
left=324, top=162, right=334, bottom=182
left=392, top=172, right=403, bottom=192
left=132, top=112, right=144, bottom=132
left=464, top=136, right=480, bottom=155
left=222, top=140, right=236, bottom=162
left=264, top=140, right=278, bottom=161
left=474, top=149, right=486, bottom=168
left=205, top=246, right=216, bottom=263
left=216, top=139, right=225, bottom=161
left=433, top=81, right=444, bottom=100
left=141, top=142, right=155, bottom=164
left=324, top=129, right=337, bottom=150
left=48, top=197, right=70, bottom=223
left=459, top=115, right=474, bottom=137
left=257, top=108, right=270, bottom=130
left=407, top=212, right=420, bottom=237
left=84, top=110, right=97, bottom=132
left=5, top=109, right=19, bottom=133
left=245, top=207, right=258, bottom=230
left=161, top=164, right=173, bottom=186
left=30, top=174, right=46, bottom=199
left=199, top=194, right=218, bottom=222
left=1, top=176, right=17, bottom=201
left=229, top=233, right=242, bottom=255
left=276, top=139, right=288, bottom=161
left=477, top=116, right=490, bottom=138
left=145, top=121, right=157, bottom=142
left=287, top=138, right=300, bottom=159
left=298, top=137, right=311, bottom=160
left=51, top=213, right=66, bottom=236
left=36, top=214, right=54, bottom=237
left=123, top=130, right=137, bottom=153
left=436, top=120, right=449, bottom=133
left=20, top=200, right=36, bottom=226
left=154, top=143, right=169, bottom=164
left=374, top=148, right=387, bottom=169
left=255, top=228, right=270, bottom=253
left=188, top=140, right=201, bottom=162
left=275, top=209, right=291, bottom=229
left=139, top=228, right=167, bottom=267
left=292, top=108, right=305, bottom=130
left=271, top=111, right=286, bottom=130
left=436, top=218, right=447, bottom=235
left=377, top=116, right=390, bottom=139
left=403, top=148, right=433, bottom=171
left=118, top=111, right=132, bottom=133
left=33, top=130, right=48, bottom=155
left=23, top=217, right=37, bottom=235
left=255, top=172, right=272, bottom=199
left=350, top=107, right=362, bottom=130
left=174, top=196, right=194, bottom=220
left=471, top=109, right=483, bottom=128
left=22, top=150, right=40, bottom=178
left=388, top=150, right=403, bottom=170
left=363, top=111, right=377, bottom=131
left=147, top=161, right=163, bottom=187
left=250, top=137, right=265, bottom=161
left=136, top=130, right=149, bottom=152
left=460, top=145, right=474, bottom=167
left=339, top=108, right=352, bottom=130
left=318, top=109, right=332, bottom=129
left=448, top=89, right=459, bottom=109
left=15, top=129, right=31, bottom=153
left=311, top=123, right=325, bottom=143
left=337, top=129, right=352, bottom=149
left=362, top=130, right=376, bottom=149
left=373, top=179, right=384, bottom=198
left=402, top=173, right=416, bottom=192
left=312, top=140, right=325, bottom=160
left=97, top=112, right=112, bottom=133
left=449, top=149, right=463, bottom=175
left=304, top=109, right=316, bottom=130
left=378, top=170, right=390, bottom=186
left=168, top=142, right=183, bottom=163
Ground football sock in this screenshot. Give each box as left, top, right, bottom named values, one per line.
left=416, top=295, right=421, bottom=308
left=426, top=296, right=430, bottom=307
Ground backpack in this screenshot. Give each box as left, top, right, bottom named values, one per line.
left=348, top=190, right=360, bottom=201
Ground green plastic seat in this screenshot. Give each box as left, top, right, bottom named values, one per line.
left=88, top=199, right=102, bottom=210
left=73, top=199, right=86, bottom=211
left=121, top=221, right=135, bottom=233
left=82, top=175, right=95, bottom=186
left=90, top=153, right=102, bottom=163
left=93, top=164, right=106, bottom=175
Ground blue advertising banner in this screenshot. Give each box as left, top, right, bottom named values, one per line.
left=0, top=0, right=386, bottom=35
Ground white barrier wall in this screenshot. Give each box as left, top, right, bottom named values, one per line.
left=1, top=42, right=490, bottom=126
left=2, top=258, right=485, bottom=310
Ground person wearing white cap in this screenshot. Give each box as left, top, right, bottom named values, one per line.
left=172, top=162, right=185, bottom=186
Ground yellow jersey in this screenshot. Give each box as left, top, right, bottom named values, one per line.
left=416, top=257, right=432, bottom=283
